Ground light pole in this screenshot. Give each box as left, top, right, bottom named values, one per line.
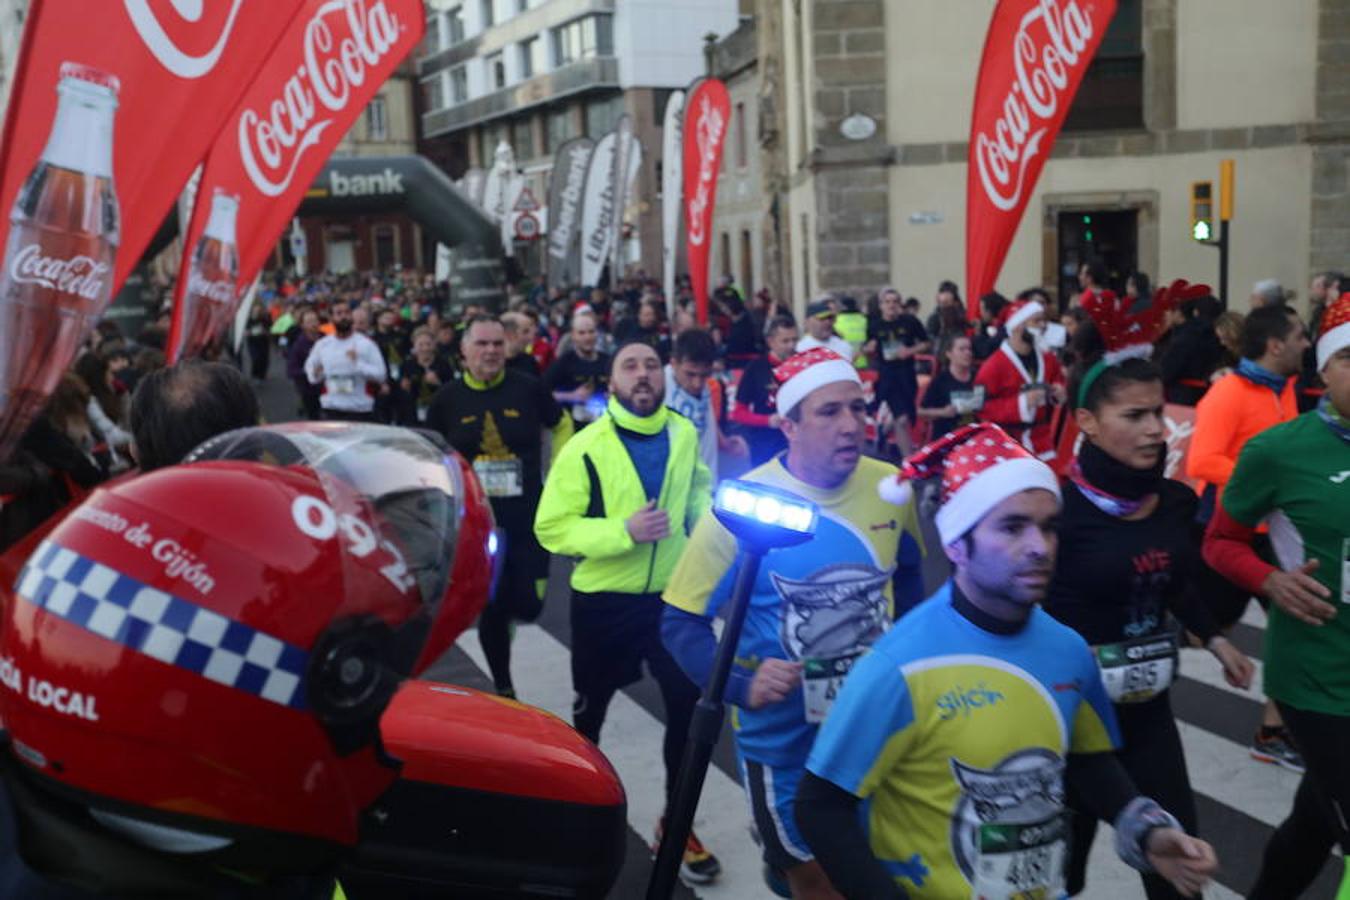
left=646, top=480, right=818, bottom=900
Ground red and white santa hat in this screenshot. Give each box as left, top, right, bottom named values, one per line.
left=1004, top=298, right=1045, bottom=333
left=879, top=422, right=1061, bottom=545
left=773, top=348, right=862, bottom=416
left=1317, top=291, right=1350, bottom=370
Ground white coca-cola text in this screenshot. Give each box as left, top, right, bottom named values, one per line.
left=186, top=267, right=236, bottom=305
left=8, top=244, right=110, bottom=301
left=239, top=0, right=403, bottom=197
left=686, top=94, right=726, bottom=248
left=974, top=0, right=1095, bottom=212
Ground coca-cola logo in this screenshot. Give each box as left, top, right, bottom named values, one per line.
left=974, top=0, right=1095, bottom=212
left=239, top=0, right=403, bottom=197
left=8, top=245, right=110, bottom=301
left=124, top=0, right=247, bottom=79
left=187, top=269, right=236, bottom=305
left=686, top=94, right=726, bottom=249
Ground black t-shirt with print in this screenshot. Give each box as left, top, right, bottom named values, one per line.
left=920, top=369, right=978, bottom=438
left=543, top=350, right=611, bottom=427
left=867, top=314, right=928, bottom=376
left=425, top=370, right=563, bottom=542
left=1043, top=478, right=1220, bottom=648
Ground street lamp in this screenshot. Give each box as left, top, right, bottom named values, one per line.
left=646, top=480, right=818, bottom=900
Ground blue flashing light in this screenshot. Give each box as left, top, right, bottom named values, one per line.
left=713, top=480, right=818, bottom=550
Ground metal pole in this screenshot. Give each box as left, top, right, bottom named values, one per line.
left=1219, top=219, right=1230, bottom=309
left=646, top=548, right=763, bottom=900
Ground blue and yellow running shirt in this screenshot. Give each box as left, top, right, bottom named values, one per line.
left=663, top=455, right=924, bottom=767
left=806, top=585, right=1121, bottom=900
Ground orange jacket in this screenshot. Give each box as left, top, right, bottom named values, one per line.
left=1186, top=371, right=1298, bottom=497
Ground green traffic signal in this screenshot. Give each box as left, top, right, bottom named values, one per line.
left=1193, top=220, right=1212, bottom=242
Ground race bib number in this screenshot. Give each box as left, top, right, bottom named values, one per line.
left=972, top=814, right=1066, bottom=900
left=802, top=653, right=860, bottom=724
left=473, top=458, right=524, bottom=498
left=952, top=386, right=986, bottom=415
left=1094, top=633, right=1178, bottom=704
left=882, top=339, right=906, bottom=362
left=327, top=376, right=356, bottom=395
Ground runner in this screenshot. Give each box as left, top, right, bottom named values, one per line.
left=663, top=328, right=748, bottom=485
left=1203, top=292, right=1350, bottom=899
left=544, top=311, right=610, bottom=430
left=731, top=316, right=798, bottom=466
left=1186, top=303, right=1309, bottom=769
left=663, top=348, right=926, bottom=899
left=426, top=316, right=572, bottom=698
left=796, top=423, right=1219, bottom=899
left=865, top=287, right=931, bottom=457
left=1045, top=290, right=1253, bottom=898
left=973, top=297, right=1066, bottom=460
left=302, top=303, right=387, bottom=422
left=534, top=339, right=722, bottom=885
left=796, top=299, right=853, bottom=360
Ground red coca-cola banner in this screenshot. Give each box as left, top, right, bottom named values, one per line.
left=0, top=0, right=310, bottom=456
left=168, top=0, right=424, bottom=361
left=965, top=0, right=1117, bottom=317
left=683, top=78, right=729, bottom=326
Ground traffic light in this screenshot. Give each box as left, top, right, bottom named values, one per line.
left=1191, top=181, right=1214, bottom=242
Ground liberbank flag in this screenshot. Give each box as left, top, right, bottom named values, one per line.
left=0, top=0, right=307, bottom=455
left=965, top=0, right=1116, bottom=316
left=546, top=136, right=594, bottom=291
left=168, top=0, right=424, bottom=361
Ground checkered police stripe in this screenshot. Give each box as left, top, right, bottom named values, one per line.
left=14, top=539, right=308, bottom=710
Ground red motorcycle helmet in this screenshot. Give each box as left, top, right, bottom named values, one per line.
left=0, top=422, right=493, bottom=872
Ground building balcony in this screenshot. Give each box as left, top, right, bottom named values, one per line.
left=422, top=56, right=620, bottom=137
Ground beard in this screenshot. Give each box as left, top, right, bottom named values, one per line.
left=616, top=382, right=664, bottom=416
left=335, top=320, right=353, bottom=336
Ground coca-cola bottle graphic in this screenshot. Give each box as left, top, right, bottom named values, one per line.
left=0, top=63, right=120, bottom=460
left=178, top=189, right=240, bottom=359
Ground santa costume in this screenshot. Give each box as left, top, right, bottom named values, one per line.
left=973, top=299, right=1064, bottom=460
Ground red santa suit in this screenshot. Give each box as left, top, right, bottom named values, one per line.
left=974, top=319, right=1064, bottom=460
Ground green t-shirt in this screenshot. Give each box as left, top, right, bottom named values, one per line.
left=1222, top=412, right=1350, bottom=715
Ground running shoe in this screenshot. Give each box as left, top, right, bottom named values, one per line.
left=763, top=863, right=792, bottom=898
left=652, top=821, right=723, bottom=885
left=1250, top=726, right=1306, bottom=773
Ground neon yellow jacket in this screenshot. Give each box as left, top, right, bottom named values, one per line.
left=534, top=403, right=712, bottom=595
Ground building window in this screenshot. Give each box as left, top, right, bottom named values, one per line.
left=520, top=36, right=544, bottom=79
left=740, top=229, right=753, bottom=296
left=421, top=74, right=446, bottom=111
left=373, top=224, right=398, bottom=270
left=479, top=122, right=509, bottom=167
left=487, top=51, right=506, bottom=90
left=450, top=65, right=468, bottom=103
left=446, top=6, right=465, bottom=45
left=545, top=105, right=577, bottom=154
left=480, top=0, right=493, bottom=28
left=516, top=0, right=528, bottom=11
left=585, top=94, right=624, bottom=138
left=1063, top=0, right=1143, bottom=132
left=552, top=14, right=612, bottom=67
left=720, top=232, right=732, bottom=282
left=735, top=102, right=748, bottom=169
left=512, top=117, right=536, bottom=160
left=366, top=95, right=388, bottom=141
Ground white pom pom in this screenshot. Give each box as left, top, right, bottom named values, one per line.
left=878, top=475, right=913, bottom=506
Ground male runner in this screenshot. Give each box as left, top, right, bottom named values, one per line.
left=426, top=316, right=572, bottom=698
left=797, top=423, right=1219, bottom=899
left=663, top=348, right=925, bottom=898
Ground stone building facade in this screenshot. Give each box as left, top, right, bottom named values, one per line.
left=760, top=0, right=1350, bottom=314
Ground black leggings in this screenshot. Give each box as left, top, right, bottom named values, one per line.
left=477, top=559, right=545, bottom=694
left=570, top=591, right=698, bottom=805
left=1066, top=692, right=1198, bottom=899
left=1247, top=703, right=1350, bottom=899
